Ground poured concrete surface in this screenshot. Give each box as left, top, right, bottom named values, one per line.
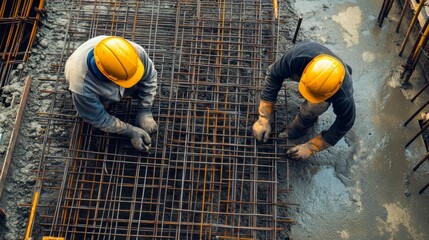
left=283, top=0, right=429, bottom=239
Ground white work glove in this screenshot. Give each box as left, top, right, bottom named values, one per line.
left=136, top=114, right=158, bottom=135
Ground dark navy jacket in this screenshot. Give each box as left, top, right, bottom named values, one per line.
left=261, top=42, right=355, bottom=145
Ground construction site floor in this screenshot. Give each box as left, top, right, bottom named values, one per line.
left=0, top=0, right=428, bottom=240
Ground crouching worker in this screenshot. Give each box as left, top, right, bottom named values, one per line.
left=65, top=36, right=158, bottom=152
left=252, top=41, right=355, bottom=160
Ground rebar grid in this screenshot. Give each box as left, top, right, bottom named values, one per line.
left=0, top=0, right=45, bottom=89
left=33, top=1, right=292, bottom=239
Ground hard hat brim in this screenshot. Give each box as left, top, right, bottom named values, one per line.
left=111, top=59, right=145, bottom=88
left=298, top=80, right=326, bottom=104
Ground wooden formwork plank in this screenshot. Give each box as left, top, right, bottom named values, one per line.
left=0, top=75, right=32, bottom=199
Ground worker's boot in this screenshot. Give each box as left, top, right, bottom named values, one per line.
left=279, top=114, right=317, bottom=139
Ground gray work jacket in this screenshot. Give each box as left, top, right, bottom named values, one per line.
left=65, top=36, right=157, bottom=130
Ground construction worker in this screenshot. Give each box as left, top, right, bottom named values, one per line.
left=253, top=41, right=355, bottom=160
left=65, top=36, right=157, bottom=152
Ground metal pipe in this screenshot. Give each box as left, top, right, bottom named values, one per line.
left=410, top=82, right=429, bottom=102
left=396, top=0, right=409, bottom=33
left=403, top=100, right=429, bottom=126
left=405, top=119, right=429, bottom=148
left=419, top=182, right=429, bottom=194
left=292, top=15, right=303, bottom=44
left=378, top=0, right=394, bottom=27
left=377, top=0, right=388, bottom=24
left=412, top=151, right=429, bottom=171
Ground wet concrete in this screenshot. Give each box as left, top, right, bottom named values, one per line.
left=284, top=0, right=429, bottom=239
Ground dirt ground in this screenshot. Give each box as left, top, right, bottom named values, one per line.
left=0, top=0, right=428, bottom=239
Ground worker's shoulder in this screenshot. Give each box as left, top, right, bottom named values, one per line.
left=294, top=40, right=325, bottom=49
left=285, top=41, right=331, bottom=61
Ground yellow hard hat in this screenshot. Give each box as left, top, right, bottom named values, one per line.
left=94, top=36, right=144, bottom=88
left=298, top=54, right=345, bottom=103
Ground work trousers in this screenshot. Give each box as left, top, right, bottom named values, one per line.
left=296, top=100, right=331, bottom=127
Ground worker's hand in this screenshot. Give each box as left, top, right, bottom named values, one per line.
left=286, top=143, right=315, bottom=160
left=122, top=123, right=151, bottom=152
left=136, top=114, right=158, bottom=135
left=253, top=99, right=275, bottom=142
left=253, top=118, right=271, bottom=142
left=286, top=134, right=330, bottom=160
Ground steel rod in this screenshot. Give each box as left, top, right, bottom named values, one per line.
left=412, top=151, right=429, bottom=171
left=292, top=15, right=303, bottom=44
left=405, top=119, right=429, bottom=148
left=418, top=182, right=429, bottom=194
left=399, top=0, right=426, bottom=56
left=396, top=0, right=409, bottom=33
left=403, top=100, right=429, bottom=126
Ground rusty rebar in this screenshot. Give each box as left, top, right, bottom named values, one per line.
left=0, top=0, right=44, bottom=89
left=29, top=1, right=293, bottom=239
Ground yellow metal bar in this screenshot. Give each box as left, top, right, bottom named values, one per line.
left=24, top=191, right=39, bottom=240
left=273, top=0, right=278, bottom=19
left=399, top=0, right=426, bottom=56
left=0, top=76, right=33, bottom=198
left=412, top=21, right=429, bottom=63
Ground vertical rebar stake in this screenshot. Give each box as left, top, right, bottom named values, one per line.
left=292, top=15, right=303, bottom=44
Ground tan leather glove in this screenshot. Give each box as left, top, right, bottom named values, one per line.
left=252, top=100, right=274, bottom=142
left=286, top=134, right=331, bottom=160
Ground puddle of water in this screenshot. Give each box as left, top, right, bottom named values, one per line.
left=332, top=6, right=362, bottom=47
left=376, top=202, right=425, bottom=240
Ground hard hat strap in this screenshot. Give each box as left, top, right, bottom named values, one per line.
left=87, top=49, right=111, bottom=83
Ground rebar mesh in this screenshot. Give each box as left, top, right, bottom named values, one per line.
left=33, top=1, right=292, bottom=239
left=0, top=0, right=44, bottom=89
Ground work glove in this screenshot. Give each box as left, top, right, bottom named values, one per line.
left=121, top=123, right=152, bottom=152
left=99, top=117, right=151, bottom=152
left=252, top=99, right=275, bottom=142
left=136, top=113, right=158, bottom=135
left=286, top=134, right=331, bottom=161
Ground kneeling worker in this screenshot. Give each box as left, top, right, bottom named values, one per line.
left=65, top=36, right=158, bottom=151
left=253, top=41, right=356, bottom=160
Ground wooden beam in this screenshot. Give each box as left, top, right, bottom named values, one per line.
left=0, top=75, right=32, bottom=199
